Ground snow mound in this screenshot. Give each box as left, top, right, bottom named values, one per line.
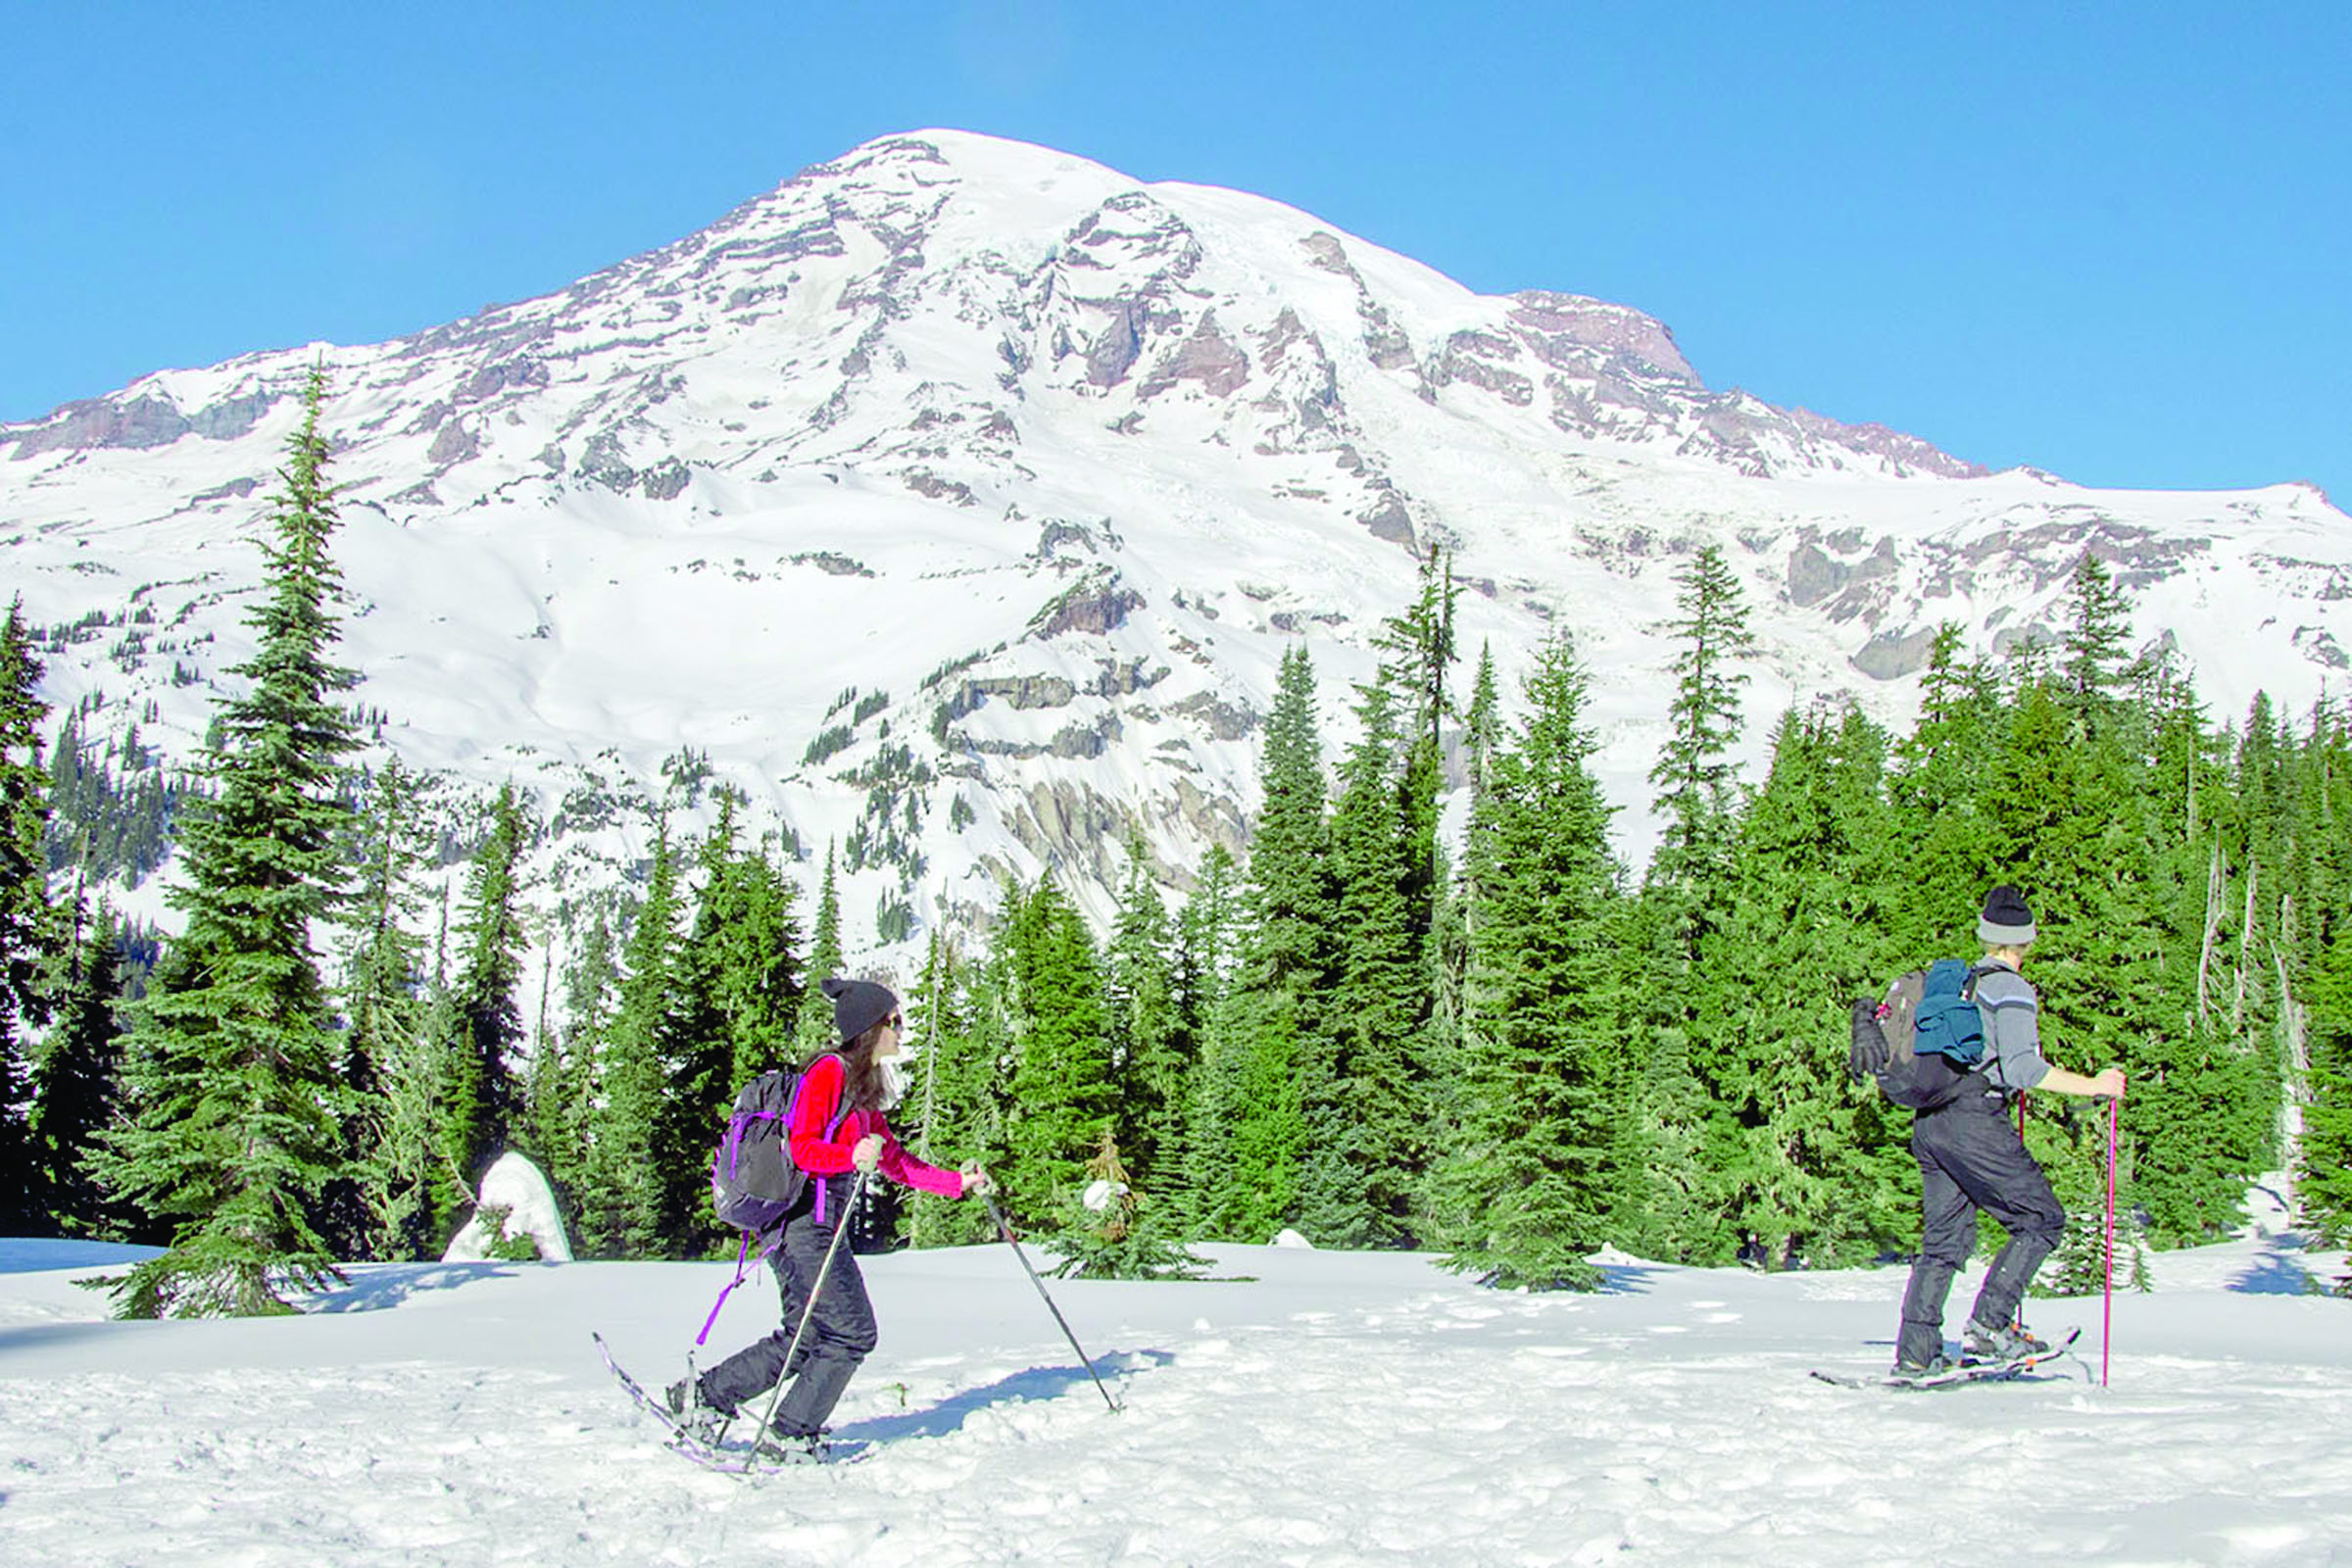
left=442, top=1152, right=573, bottom=1262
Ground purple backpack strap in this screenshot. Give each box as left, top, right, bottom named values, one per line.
left=695, top=1232, right=755, bottom=1348
left=696, top=1065, right=814, bottom=1345
left=809, top=1054, right=854, bottom=1225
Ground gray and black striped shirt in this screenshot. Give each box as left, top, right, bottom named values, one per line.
left=1973, top=961, right=2050, bottom=1097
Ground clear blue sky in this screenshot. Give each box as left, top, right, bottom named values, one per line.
left=4, top=2, right=2346, bottom=504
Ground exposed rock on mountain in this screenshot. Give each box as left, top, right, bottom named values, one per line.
left=5, top=128, right=2347, bottom=950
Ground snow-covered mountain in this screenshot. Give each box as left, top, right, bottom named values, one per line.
left=6, top=128, right=2348, bottom=952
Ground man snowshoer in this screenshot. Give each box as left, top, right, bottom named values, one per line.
left=671, top=977, right=991, bottom=1456
left=1892, top=885, right=2127, bottom=1379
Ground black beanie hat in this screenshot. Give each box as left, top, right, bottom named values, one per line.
left=821, top=976, right=898, bottom=1044
left=1977, top=885, right=2036, bottom=947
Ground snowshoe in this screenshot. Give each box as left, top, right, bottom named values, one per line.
left=1961, top=1321, right=2049, bottom=1365
left=662, top=1376, right=732, bottom=1446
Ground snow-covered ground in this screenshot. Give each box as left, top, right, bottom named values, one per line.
left=1, top=1215, right=2345, bottom=1566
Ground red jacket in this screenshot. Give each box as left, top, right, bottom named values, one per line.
left=786, top=1053, right=967, bottom=1199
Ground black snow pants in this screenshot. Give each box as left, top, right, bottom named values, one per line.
left=697, top=1181, right=877, bottom=1437
left=1895, top=1093, right=2065, bottom=1367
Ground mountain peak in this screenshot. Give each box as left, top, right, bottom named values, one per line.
left=4, top=130, right=2346, bottom=954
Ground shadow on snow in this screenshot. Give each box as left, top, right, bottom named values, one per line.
left=304, top=1261, right=525, bottom=1312
left=835, top=1348, right=1175, bottom=1445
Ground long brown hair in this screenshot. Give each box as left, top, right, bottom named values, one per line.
left=805, top=1015, right=894, bottom=1114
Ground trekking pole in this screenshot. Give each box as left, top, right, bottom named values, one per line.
left=983, top=1195, right=1121, bottom=1413
left=748, top=1171, right=868, bottom=1446
left=2101, top=1096, right=2119, bottom=1389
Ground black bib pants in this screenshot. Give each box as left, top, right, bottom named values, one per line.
left=698, top=1175, right=877, bottom=1437
left=1895, top=1093, right=2066, bottom=1366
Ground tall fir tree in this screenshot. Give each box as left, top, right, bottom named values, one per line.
left=1167, top=844, right=1241, bottom=1234
left=93, top=368, right=363, bottom=1315
left=902, top=931, right=1007, bottom=1249
left=579, top=813, right=680, bottom=1256
left=1689, top=702, right=1910, bottom=1267
left=437, top=783, right=532, bottom=1229
left=1459, top=642, right=1502, bottom=813
left=658, top=794, right=804, bottom=1250
left=1001, top=877, right=1117, bottom=1224
left=1885, top=623, right=2002, bottom=952
left=1310, top=677, right=1431, bottom=1247
left=2060, top=550, right=2136, bottom=732
left=1243, top=646, right=1338, bottom=999
left=1222, top=645, right=1332, bottom=1238
left=28, top=899, right=130, bottom=1237
left=340, top=760, right=445, bottom=1258
left=1628, top=544, right=1758, bottom=1260
left=532, top=898, right=620, bottom=1239
left=514, top=945, right=571, bottom=1215
left=0, top=597, right=63, bottom=1231
left=2303, top=858, right=2352, bottom=1245
left=1104, top=832, right=1184, bottom=1191
left=1440, top=633, right=1624, bottom=1288
left=797, top=841, right=845, bottom=1051
left=1645, top=543, right=1758, bottom=899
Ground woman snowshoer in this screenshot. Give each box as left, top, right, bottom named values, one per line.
left=670, top=976, right=991, bottom=1456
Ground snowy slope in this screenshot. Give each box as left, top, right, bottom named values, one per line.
left=1, top=1221, right=2346, bottom=1566
left=5, top=128, right=2348, bottom=955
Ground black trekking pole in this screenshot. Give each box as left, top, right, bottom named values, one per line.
left=983, top=1195, right=1121, bottom=1413
left=747, top=1171, right=868, bottom=1449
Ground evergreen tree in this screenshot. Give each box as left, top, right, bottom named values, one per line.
left=41, top=710, right=188, bottom=888
left=1046, top=1128, right=1204, bottom=1280
left=1441, top=633, right=1624, bottom=1289
left=1460, top=641, right=1502, bottom=812
left=1884, top=623, right=2001, bottom=951
left=514, top=945, right=571, bottom=1219
left=797, top=841, right=845, bottom=1050
left=580, top=813, right=680, bottom=1256
left=1689, top=702, right=1910, bottom=1267
left=28, top=900, right=130, bottom=1237
left=1105, top=832, right=1184, bottom=1190
left=1310, top=677, right=1432, bottom=1247
left=1001, top=878, right=1116, bottom=1224
left=2305, top=891, right=2352, bottom=1244
left=334, top=758, right=437, bottom=1259
left=708, top=822, right=806, bottom=1097
left=1211, top=981, right=1308, bottom=1242
left=433, top=783, right=532, bottom=1233
left=658, top=794, right=804, bottom=1250
left=1645, top=543, right=1758, bottom=897
left=1167, top=844, right=1243, bottom=1236
left=2060, top=550, right=2136, bottom=730
left=903, top=930, right=1012, bottom=1249
left=0, top=598, right=63, bottom=1231
left=1243, top=646, right=1338, bottom=1000
left=1203, top=646, right=1334, bottom=1239
left=1626, top=546, right=1759, bottom=1260
left=93, top=368, right=363, bottom=1316
left=1987, top=581, right=2255, bottom=1246
left=532, top=899, right=619, bottom=1236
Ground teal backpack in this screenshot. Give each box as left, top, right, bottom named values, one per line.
left=1848, top=958, right=1997, bottom=1108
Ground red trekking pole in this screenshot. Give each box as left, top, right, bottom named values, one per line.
left=2101, top=1095, right=2119, bottom=1387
